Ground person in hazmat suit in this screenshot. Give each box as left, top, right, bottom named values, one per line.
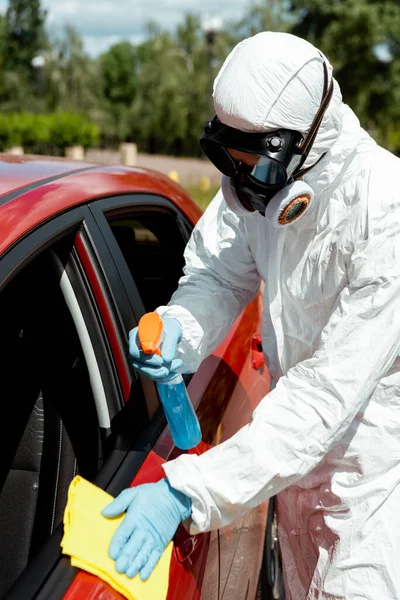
left=102, top=31, right=400, bottom=600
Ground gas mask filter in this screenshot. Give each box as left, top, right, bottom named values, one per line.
left=222, top=174, right=314, bottom=226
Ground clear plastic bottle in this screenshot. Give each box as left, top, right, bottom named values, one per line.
left=138, top=312, right=202, bottom=451
left=157, top=374, right=202, bottom=450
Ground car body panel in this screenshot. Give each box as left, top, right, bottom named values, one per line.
left=0, top=159, right=202, bottom=257
left=0, top=153, right=97, bottom=197
left=61, top=572, right=126, bottom=600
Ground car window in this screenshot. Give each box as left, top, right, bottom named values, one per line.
left=108, top=211, right=186, bottom=312
left=0, top=235, right=102, bottom=597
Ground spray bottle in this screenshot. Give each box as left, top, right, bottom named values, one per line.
left=138, top=312, right=202, bottom=451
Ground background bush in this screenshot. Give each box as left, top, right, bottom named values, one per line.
left=0, top=112, right=99, bottom=152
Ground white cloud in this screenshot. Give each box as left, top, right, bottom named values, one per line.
left=83, top=34, right=146, bottom=57
left=0, top=0, right=251, bottom=56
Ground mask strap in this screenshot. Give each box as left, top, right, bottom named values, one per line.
left=294, top=150, right=327, bottom=180
left=294, top=60, right=334, bottom=177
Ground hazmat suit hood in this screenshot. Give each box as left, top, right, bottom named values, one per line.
left=213, top=31, right=363, bottom=195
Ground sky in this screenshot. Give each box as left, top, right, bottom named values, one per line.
left=0, top=0, right=252, bottom=57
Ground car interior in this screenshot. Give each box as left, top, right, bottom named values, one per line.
left=0, top=241, right=102, bottom=597
left=108, top=210, right=186, bottom=312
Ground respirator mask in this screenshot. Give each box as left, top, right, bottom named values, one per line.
left=200, top=60, right=334, bottom=226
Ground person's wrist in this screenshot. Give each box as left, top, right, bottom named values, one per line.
left=164, top=316, right=183, bottom=338
left=162, top=478, right=192, bottom=521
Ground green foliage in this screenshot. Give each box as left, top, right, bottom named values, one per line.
left=100, top=42, right=137, bottom=105
left=97, top=41, right=138, bottom=145
left=48, top=25, right=104, bottom=114
left=234, top=0, right=293, bottom=39
left=184, top=183, right=219, bottom=211
left=0, top=112, right=47, bottom=147
left=3, top=0, right=47, bottom=77
left=0, top=112, right=99, bottom=151
left=9, top=112, right=49, bottom=145
left=47, top=113, right=99, bottom=148
left=287, top=0, right=400, bottom=149
left=130, top=28, right=193, bottom=153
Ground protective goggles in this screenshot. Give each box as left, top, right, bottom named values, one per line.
left=200, top=60, right=334, bottom=186
left=201, top=123, right=304, bottom=185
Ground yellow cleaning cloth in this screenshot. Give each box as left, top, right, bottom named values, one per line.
left=61, top=475, right=173, bottom=600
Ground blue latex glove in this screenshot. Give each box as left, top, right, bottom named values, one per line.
left=101, top=478, right=191, bottom=580
left=129, top=316, right=183, bottom=382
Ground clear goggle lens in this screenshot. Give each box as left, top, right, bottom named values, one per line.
left=249, top=156, right=287, bottom=185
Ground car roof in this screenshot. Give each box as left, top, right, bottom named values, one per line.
left=0, top=153, right=99, bottom=195
left=0, top=153, right=203, bottom=255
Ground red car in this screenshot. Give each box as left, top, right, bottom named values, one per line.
left=0, top=154, right=282, bottom=600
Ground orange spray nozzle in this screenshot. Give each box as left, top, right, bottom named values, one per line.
left=138, top=312, right=164, bottom=355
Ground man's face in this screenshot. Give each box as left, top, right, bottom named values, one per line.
left=227, top=148, right=259, bottom=167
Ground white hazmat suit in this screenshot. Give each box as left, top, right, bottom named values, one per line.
left=158, top=32, right=400, bottom=599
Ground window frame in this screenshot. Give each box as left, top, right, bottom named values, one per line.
left=89, top=193, right=194, bottom=387
left=88, top=194, right=192, bottom=298
left=0, top=207, right=129, bottom=423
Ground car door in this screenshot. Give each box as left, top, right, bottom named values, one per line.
left=87, top=194, right=216, bottom=599
left=0, top=205, right=172, bottom=600
left=63, top=200, right=211, bottom=600
left=89, top=192, right=271, bottom=599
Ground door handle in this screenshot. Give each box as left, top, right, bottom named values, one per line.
left=251, top=334, right=264, bottom=370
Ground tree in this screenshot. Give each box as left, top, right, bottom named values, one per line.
left=175, top=14, right=214, bottom=155
left=130, top=25, right=188, bottom=153
left=3, top=0, right=47, bottom=75
left=44, top=25, right=103, bottom=114
left=0, top=0, right=48, bottom=110
left=100, top=42, right=137, bottom=106
left=287, top=0, right=400, bottom=151
left=96, top=41, right=138, bottom=144
left=233, top=0, right=292, bottom=39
